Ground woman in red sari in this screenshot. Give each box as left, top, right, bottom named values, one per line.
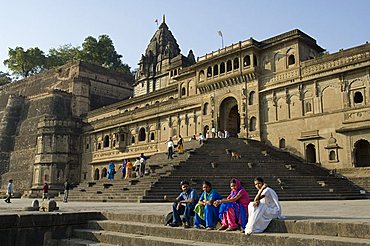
left=214, top=178, right=250, bottom=231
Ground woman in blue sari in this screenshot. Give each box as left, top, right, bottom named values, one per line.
left=194, top=181, right=222, bottom=230
left=107, top=161, right=115, bottom=180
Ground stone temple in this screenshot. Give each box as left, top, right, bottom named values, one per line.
left=1, top=17, right=370, bottom=195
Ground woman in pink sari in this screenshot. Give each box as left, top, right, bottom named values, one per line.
left=214, top=178, right=250, bottom=231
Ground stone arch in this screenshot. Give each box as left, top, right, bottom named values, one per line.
left=289, top=94, right=301, bottom=118
left=277, top=97, right=288, bottom=121
left=329, top=150, right=336, bottom=161
left=233, top=58, right=239, bottom=70
left=138, top=127, right=146, bottom=142
left=181, top=87, right=186, bottom=97
left=199, top=70, right=205, bottom=81
left=207, top=67, right=212, bottom=78
left=94, top=168, right=100, bottom=180
left=322, top=86, right=341, bottom=112
left=161, top=122, right=169, bottom=141
left=279, top=138, right=286, bottom=148
left=103, top=135, right=109, bottom=148
left=150, top=132, right=155, bottom=141
left=220, top=62, right=226, bottom=74
left=306, top=143, right=316, bottom=163
left=249, top=116, right=257, bottom=131
left=219, top=96, right=240, bottom=136
left=248, top=91, right=255, bottom=105
left=287, top=48, right=295, bottom=66
left=226, top=60, right=232, bottom=72
left=188, top=80, right=196, bottom=95
left=204, top=125, right=209, bottom=136
left=213, top=64, right=219, bottom=76
left=304, top=91, right=314, bottom=114
left=243, top=55, right=251, bottom=67
left=203, top=102, right=209, bottom=115
left=101, top=167, right=107, bottom=179
left=354, top=139, right=370, bottom=167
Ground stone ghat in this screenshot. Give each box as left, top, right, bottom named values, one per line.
left=2, top=211, right=368, bottom=246
left=51, top=212, right=370, bottom=246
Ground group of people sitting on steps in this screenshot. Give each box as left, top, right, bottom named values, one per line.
left=164, top=177, right=282, bottom=235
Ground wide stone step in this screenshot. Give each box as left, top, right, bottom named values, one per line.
left=100, top=212, right=370, bottom=240
left=57, top=238, right=115, bottom=246
left=77, top=219, right=370, bottom=246
left=73, top=229, right=231, bottom=246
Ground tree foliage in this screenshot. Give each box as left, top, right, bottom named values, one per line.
left=80, top=35, right=131, bottom=74
left=47, top=44, right=81, bottom=68
left=0, top=71, right=12, bottom=85
left=3, top=47, right=46, bottom=78
left=3, top=35, right=132, bottom=79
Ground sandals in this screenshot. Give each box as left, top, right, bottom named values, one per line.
left=217, top=225, right=228, bottom=231
left=225, top=227, right=238, bottom=231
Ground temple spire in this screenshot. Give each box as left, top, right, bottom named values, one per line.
left=162, top=14, right=166, bottom=24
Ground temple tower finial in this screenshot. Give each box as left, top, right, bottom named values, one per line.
left=162, top=14, right=166, bottom=24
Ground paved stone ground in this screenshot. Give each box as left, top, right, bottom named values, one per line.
left=0, top=198, right=369, bottom=222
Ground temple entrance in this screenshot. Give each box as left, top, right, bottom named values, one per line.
left=306, top=144, right=316, bottom=163
left=219, top=97, right=240, bottom=137
left=354, top=139, right=370, bottom=167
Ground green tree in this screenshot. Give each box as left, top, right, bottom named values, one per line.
left=80, top=35, right=131, bottom=74
left=3, top=35, right=133, bottom=79
left=3, top=47, right=46, bottom=78
left=0, top=71, right=12, bottom=85
left=47, top=44, right=81, bottom=68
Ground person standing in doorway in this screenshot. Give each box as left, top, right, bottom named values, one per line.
left=63, top=180, right=70, bottom=203
left=4, top=179, right=13, bottom=203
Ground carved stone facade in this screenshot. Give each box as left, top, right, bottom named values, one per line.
left=83, top=22, right=370, bottom=182
left=0, top=62, right=133, bottom=193
left=2, top=19, right=370, bottom=193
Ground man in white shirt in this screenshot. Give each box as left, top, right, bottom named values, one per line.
left=166, top=137, right=174, bottom=159
left=211, top=127, right=216, bottom=138
left=4, top=179, right=13, bottom=203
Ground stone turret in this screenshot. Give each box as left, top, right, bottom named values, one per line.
left=135, top=15, right=181, bottom=82
left=134, top=16, right=196, bottom=96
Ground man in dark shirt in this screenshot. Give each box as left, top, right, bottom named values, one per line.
left=164, top=180, right=198, bottom=228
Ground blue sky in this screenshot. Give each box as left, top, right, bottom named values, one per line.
left=1, top=0, right=369, bottom=73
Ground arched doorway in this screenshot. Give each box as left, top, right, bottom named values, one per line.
left=101, top=168, right=107, bottom=179
left=94, top=168, right=100, bottom=180
left=306, top=144, right=316, bottom=163
left=203, top=125, right=209, bottom=136
left=354, top=139, right=370, bottom=167
left=219, top=97, right=240, bottom=137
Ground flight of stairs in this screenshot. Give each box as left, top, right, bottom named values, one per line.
left=66, top=138, right=369, bottom=202
left=54, top=212, right=370, bottom=245
left=65, top=141, right=200, bottom=202
left=142, top=138, right=369, bottom=202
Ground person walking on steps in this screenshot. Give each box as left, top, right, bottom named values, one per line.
left=63, top=179, right=70, bottom=203
left=4, top=179, right=13, bottom=203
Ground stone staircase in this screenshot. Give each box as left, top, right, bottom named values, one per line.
left=338, top=167, right=370, bottom=192
left=54, top=212, right=370, bottom=245
left=66, top=138, right=369, bottom=202
left=142, top=138, right=369, bottom=202
left=65, top=140, right=200, bottom=202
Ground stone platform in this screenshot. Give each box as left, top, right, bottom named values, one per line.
left=1, top=198, right=369, bottom=245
